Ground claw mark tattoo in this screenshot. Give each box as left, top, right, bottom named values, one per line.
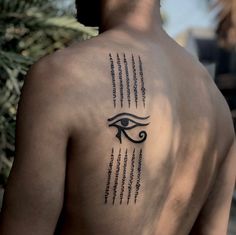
left=108, top=113, right=150, bottom=144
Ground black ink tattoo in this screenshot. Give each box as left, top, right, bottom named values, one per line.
left=135, top=149, right=143, bottom=203
left=132, top=55, right=138, bottom=108
left=109, top=53, right=117, bottom=108
left=120, top=149, right=128, bottom=204
left=138, top=56, right=146, bottom=108
left=105, top=148, right=115, bottom=204
left=108, top=113, right=150, bottom=144
left=106, top=53, right=148, bottom=205
left=117, top=54, right=124, bottom=108
left=113, top=148, right=121, bottom=205
left=127, top=149, right=136, bottom=204
left=108, top=53, right=147, bottom=109
left=123, top=54, right=131, bottom=108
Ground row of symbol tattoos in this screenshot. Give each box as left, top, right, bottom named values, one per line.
left=109, top=53, right=146, bottom=109
left=104, top=148, right=143, bottom=205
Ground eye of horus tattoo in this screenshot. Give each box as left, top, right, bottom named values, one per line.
left=108, top=113, right=150, bottom=144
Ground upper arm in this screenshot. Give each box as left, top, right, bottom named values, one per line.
left=190, top=140, right=236, bottom=235
left=0, top=59, right=71, bottom=235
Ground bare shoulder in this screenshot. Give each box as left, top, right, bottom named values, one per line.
left=196, top=61, right=235, bottom=150
left=172, top=40, right=236, bottom=150
left=21, top=38, right=109, bottom=130
left=29, top=37, right=108, bottom=80
left=20, top=50, right=85, bottom=134
left=24, top=40, right=100, bottom=97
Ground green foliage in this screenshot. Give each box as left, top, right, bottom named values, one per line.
left=0, top=0, right=97, bottom=187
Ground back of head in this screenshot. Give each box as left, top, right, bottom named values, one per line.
left=75, top=0, right=102, bottom=26
left=75, top=0, right=154, bottom=27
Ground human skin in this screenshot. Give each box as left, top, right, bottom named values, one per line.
left=0, top=0, right=235, bottom=235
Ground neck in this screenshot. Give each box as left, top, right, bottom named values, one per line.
left=100, top=0, right=161, bottom=33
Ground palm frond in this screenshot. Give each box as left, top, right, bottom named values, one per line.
left=0, top=0, right=98, bottom=186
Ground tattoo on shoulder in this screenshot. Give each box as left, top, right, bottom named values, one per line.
left=104, top=53, right=150, bottom=205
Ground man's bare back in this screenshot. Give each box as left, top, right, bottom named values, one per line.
left=0, top=1, right=235, bottom=235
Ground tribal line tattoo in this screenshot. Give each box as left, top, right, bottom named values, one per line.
left=132, top=54, right=138, bottom=108
left=108, top=53, right=147, bottom=108
left=123, top=54, right=131, bottom=108
left=104, top=148, right=144, bottom=205
left=108, top=113, right=150, bottom=144
left=112, top=148, right=121, bottom=205
left=117, top=54, right=124, bottom=108
left=104, top=148, right=115, bottom=204
left=109, top=53, right=117, bottom=108
left=135, top=149, right=143, bottom=203
left=127, top=149, right=136, bottom=204
left=138, top=56, right=146, bottom=108
left=120, top=149, right=128, bottom=204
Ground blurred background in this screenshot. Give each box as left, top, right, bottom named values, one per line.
left=0, top=0, right=235, bottom=234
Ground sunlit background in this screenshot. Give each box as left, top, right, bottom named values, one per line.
left=162, top=0, right=215, bottom=36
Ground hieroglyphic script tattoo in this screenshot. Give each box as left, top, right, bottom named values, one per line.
left=108, top=53, right=147, bottom=109
left=109, top=53, right=117, bottom=108
left=105, top=148, right=115, bottom=204
left=124, top=54, right=131, bottom=108
left=138, top=56, right=146, bottom=108
left=117, top=54, right=124, bottom=108
left=135, top=149, right=143, bottom=203
left=105, top=53, right=150, bottom=205
left=104, top=148, right=144, bottom=205
left=112, top=148, right=121, bottom=205
left=132, top=54, right=138, bottom=108
left=127, top=149, right=136, bottom=204
left=120, top=149, right=128, bottom=204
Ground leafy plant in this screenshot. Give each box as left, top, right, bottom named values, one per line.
left=0, top=0, right=97, bottom=187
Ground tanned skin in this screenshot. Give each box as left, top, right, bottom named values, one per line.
left=0, top=0, right=235, bottom=235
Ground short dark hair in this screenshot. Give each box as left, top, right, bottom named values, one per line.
left=75, top=0, right=101, bottom=26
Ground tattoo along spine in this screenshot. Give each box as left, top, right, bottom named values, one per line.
left=104, top=53, right=149, bottom=205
